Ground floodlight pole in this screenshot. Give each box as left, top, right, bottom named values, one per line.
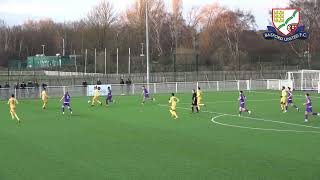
left=74, top=50, right=77, bottom=73
left=94, top=48, right=97, bottom=73
left=146, top=0, right=150, bottom=91
left=41, top=45, right=45, bottom=55
left=117, top=48, right=119, bottom=75
left=85, top=49, right=87, bottom=74
left=105, top=48, right=107, bottom=75
left=128, top=48, right=131, bottom=74
left=62, top=38, right=65, bottom=56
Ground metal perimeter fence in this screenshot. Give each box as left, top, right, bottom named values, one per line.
left=0, top=70, right=290, bottom=87
left=0, top=79, right=291, bottom=100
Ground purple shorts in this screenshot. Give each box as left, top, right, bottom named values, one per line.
left=107, top=95, right=112, bottom=101
left=240, top=102, right=245, bottom=108
left=144, top=94, right=150, bottom=98
left=306, top=107, right=312, bottom=113
left=288, top=99, right=293, bottom=104
left=63, top=103, right=70, bottom=106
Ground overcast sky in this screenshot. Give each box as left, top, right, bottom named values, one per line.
left=0, top=0, right=289, bottom=29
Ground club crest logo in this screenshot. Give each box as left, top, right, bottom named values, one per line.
left=263, top=8, right=309, bottom=42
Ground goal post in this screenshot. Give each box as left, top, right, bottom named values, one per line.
left=287, top=69, right=320, bottom=91
left=265, top=79, right=293, bottom=90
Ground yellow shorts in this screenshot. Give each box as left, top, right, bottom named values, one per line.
left=171, top=106, right=176, bottom=111
left=10, top=107, right=16, bottom=113
left=197, top=98, right=202, bottom=104
left=42, top=99, right=48, bottom=103
left=280, top=97, right=287, bottom=104
left=93, top=96, right=99, bottom=101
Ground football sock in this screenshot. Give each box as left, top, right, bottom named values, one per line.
left=14, top=113, right=20, bottom=121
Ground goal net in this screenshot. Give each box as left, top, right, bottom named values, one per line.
left=287, top=70, right=320, bottom=91
left=266, top=79, right=294, bottom=90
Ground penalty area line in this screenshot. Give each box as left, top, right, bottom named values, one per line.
left=178, top=97, right=307, bottom=105
left=211, top=115, right=320, bottom=134
left=157, top=104, right=320, bottom=131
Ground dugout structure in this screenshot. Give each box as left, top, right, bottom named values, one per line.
left=287, top=70, right=320, bottom=91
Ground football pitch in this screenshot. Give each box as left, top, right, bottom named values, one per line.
left=1, top=90, right=320, bottom=180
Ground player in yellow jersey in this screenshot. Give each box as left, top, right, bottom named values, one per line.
left=91, top=86, right=102, bottom=106
left=7, top=94, right=20, bottom=123
left=41, top=88, right=48, bottom=109
left=197, top=87, right=205, bottom=110
left=280, top=86, right=288, bottom=113
left=169, top=93, right=179, bottom=119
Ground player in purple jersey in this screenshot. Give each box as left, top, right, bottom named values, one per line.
left=141, top=86, right=155, bottom=104
left=303, top=93, right=320, bottom=122
left=60, top=92, right=73, bottom=115
left=106, top=86, right=115, bottom=105
left=238, top=91, right=251, bottom=116
left=285, top=87, right=299, bottom=112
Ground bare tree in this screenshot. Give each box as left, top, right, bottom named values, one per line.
left=172, top=0, right=183, bottom=51
left=149, top=0, right=166, bottom=57
left=86, top=0, right=117, bottom=49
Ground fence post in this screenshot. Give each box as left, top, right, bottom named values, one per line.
left=132, top=84, right=135, bottom=95
left=247, top=80, right=250, bottom=91
left=196, top=81, right=199, bottom=89
left=154, top=83, right=156, bottom=94
left=14, top=88, right=17, bottom=98
left=176, top=82, right=178, bottom=93
left=63, top=86, right=66, bottom=94
left=217, top=81, right=219, bottom=91
left=279, top=80, right=281, bottom=90
left=267, top=80, right=270, bottom=89
left=237, top=80, right=240, bottom=90
left=105, top=48, right=107, bottom=75
left=94, top=48, right=97, bottom=73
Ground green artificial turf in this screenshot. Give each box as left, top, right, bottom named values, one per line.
left=1, top=90, right=320, bottom=180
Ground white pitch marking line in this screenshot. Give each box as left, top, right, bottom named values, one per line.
left=211, top=115, right=320, bottom=134
left=158, top=104, right=320, bottom=130
left=178, top=97, right=308, bottom=105
left=249, top=91, right=320, bottom=98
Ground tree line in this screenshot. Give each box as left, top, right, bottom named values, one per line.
left=0, top=0, right=319, bottom=72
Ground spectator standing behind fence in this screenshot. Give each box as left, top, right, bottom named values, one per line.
left=42, top=83, right=47, bottom=89
left=15, top=82, right=20, bottom=89
left=97, top=79, right=102, bottom=85
left=27, top=81, right=33, bottom=87
left=34, top=81, right=39, bottom=99
left=126, top=78, right=132, bottom=95
left=34, top=81, right=39, bottom=88
left=20, top=82, right=26, bottom=89
left=20, top=82, right=26, bottom=98
left=82, top=81, right=87, bottom=87
left=120, top=78, right=125, bottom=95
left=5, top=82, right=10, bottom=88
left=82, top=81, right=87, bottom=96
